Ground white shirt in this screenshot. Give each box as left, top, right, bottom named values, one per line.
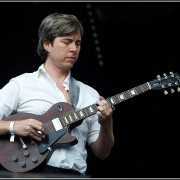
left=0, top=64, right=100, bottom=174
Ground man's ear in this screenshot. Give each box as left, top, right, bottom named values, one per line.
left=43, top=41, right=51, bottom=52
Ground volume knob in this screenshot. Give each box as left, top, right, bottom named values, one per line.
left=32, top=156, right=38, bottom=163
left=19, top=161, right=26, bottom=168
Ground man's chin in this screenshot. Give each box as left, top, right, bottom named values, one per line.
left=65, top=63, right=75, bottom=70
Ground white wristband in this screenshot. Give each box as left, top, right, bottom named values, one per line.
left=9, top=121, right=15, bottom=142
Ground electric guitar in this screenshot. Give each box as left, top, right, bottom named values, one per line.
left=0, top=72, right=179, bottom=173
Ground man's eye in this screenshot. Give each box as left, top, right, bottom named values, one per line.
left=76, top=42, right=81, bottom=46
left=63, top=42, right=69, bottom=44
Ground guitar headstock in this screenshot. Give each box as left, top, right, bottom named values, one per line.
left=149, top=72, right=180, bottom=95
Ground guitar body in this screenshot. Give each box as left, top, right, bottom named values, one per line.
left=0, top=102, right=78, bottom=172
left=0, top=135, right=49, bottom=173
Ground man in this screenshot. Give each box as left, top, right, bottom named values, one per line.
left=0, top=13, right=114, bottom=176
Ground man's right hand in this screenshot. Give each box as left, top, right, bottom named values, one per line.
left=13, top=119, right=45, bottom=141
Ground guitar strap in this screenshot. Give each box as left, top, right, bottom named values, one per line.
left=69, top=76, right=80, bottom=108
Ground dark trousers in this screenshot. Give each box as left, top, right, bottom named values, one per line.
left=0, top=162, right=87, bottom=178
left=31, top=164, right=86, bottom=178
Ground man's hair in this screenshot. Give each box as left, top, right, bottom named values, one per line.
left=37, top=12, right=84, bottom=61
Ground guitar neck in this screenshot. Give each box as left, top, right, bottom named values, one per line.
left=59, top=82, right=151, bottom=127
left=106, top=82, right=151, bottom=106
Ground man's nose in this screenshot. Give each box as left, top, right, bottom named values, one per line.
left=70, top=43, right=78, bottom=52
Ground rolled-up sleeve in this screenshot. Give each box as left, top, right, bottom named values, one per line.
left=0, top=78, right=20, bottom=120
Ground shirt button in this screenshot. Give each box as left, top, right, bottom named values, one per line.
left=61, top=160, right=65, bottom=163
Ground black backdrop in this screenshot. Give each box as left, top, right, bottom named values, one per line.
left=0, top=1, right=180, bottom=178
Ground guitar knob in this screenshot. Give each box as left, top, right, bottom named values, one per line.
left=32, top=156, right=38, bottom=163
left=23, top=150, right=29, bottom=157
left=164, top=90, right=168, bottom=95
left=19, top=161, right=26, bottom=168
left=12, top=155, right=18, bottom=162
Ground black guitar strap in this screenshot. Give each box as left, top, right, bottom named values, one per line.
left=69, top=76, right=80, bottom=108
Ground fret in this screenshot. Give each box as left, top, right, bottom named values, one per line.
left=84, top=105, right=97, bottom=116
left=107, top=96, right=118, bottom=106
left=135, top=85, right=143, bottom=94
left=59, top=117, right=66, bottom=127
left=109, top=97, right=116, bottom=105
left=92, top=104, right=97, bottom=112
left=127, top=90, right=132, bottom=97
left=123, top=91, right=131, bottom=100
left=141, top=83, right=150, bottom=91
left=91, top=104, right=97, bottom=113
left=146, top=82, right=152, bottom=90
left=119, top=93, right=125, bottom=101
left=73, top=105, right=95, bottom=120
left=113, top=96, right=119, bottom=105
left=67, top=112, right=78, bottom=124
left=73, top=112, right=79, bottom=121
left=64, top=116, right=69, bottom=125
left=84, top=107, right=92, bottom=116
left=79, top=110, right=85, bottom=118
left=139, top=84, right=145, bottom=92
left=89, top=106, right=94, bottom=113
left=115, top=94, right=122, bottom=104
left=68, top=114, right=73, bottom=122
left=82, top=108, right=88, bottom=117
left=60, top=112, right=79, bottom=127
left=129, top=88, right=137, bottom=96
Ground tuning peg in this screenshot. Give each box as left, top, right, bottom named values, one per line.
left=171, top=88, right=175, bottom=93
left=177, top=87, right=180, bottom=92
left=169, top=71, right=175, bottom=77
left=164, top=90, right=168, bottom=95
left=156, top=75, right=161, bottom=80
left=163, top=73, right=168, bottom=79
left=169, top=71, right=174, bottom=75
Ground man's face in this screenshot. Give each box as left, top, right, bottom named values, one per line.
left=44, top=31, right=81, bottom=71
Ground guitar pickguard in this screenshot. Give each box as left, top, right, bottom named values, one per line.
left=38, top=127, right=67, bottom=154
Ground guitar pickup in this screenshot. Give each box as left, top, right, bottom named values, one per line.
left=52, top=118, right=63, bottom=131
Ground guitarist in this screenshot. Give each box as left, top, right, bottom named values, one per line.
left=0, top=13, right=114, bottom=176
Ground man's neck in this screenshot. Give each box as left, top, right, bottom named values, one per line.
left=44, top=62, right=69, bottom=85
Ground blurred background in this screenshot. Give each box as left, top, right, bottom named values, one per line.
left=0, top=1, right=180, bottom=178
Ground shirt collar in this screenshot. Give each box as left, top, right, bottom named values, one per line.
left=63, top=72, right=71, bottom=91
left=37, top=64, right=71, bottom=91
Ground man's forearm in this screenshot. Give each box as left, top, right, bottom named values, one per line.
left=0, top=120, right=10, bottom=135
left=91, top=120, right=114, bottom=159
